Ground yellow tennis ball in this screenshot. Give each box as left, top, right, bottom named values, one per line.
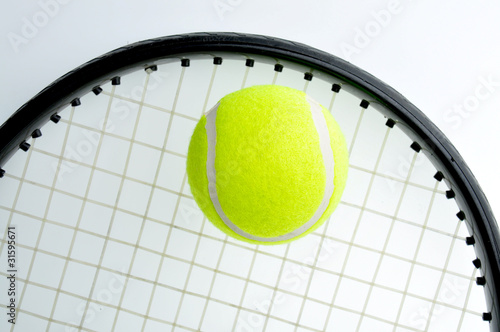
left=187, top=85, right=348, bottom=245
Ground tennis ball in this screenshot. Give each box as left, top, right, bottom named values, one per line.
left=187, top=85, right=348, bottom=245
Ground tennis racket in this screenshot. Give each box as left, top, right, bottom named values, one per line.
left=0, top=32, right=498, bottom=332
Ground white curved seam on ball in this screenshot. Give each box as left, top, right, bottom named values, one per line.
left=301, top=95, right=336, bottom=232
left=205, top=102, right=256, bottom=240
left=273, top=97, right=336, bottom=241
left=205, top=102, right=223, bottom=233
left=205, top=98, right=335, bottom=242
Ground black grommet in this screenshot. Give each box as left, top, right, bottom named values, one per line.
left=92, top=87, right=103, bottom=95
left=274, top=64, right=283, bottom=72
left=331, top=83, right=341, bottom=93
left=434, top=171, right=444, bottom=182
left=213, top=57, right=223, bottom=65
left=19, top=141, right=30, bottom=152
left=111, top=76, right=121, bottom=85
left=410, top=142, right=422, bottom=153
left=50, top=114, right=61, bottom=123
left=31, top=129, right=42, bottom=139
left=181, top=59, right=190, bottom=67
left=71, top=98, right=81, bottom=107
left=456, top=211, right=466, bottom=221
left=246, top=59, right=254, bottom=67
left=483, top=312, right=492, bottom=321
left=385, top=119, right=396, bottom=128
left=466, top=236, right=475, bottom=245
left=472, top=258, right=482, bottom=269
left=304, top=72, right=313, bottom=81
left=476, top=276, right=486, bottom=286
left=446, top=190, right=456, bottom=199
left=0, top=169, right=5, bottom=178
left=360, top=99, right=370, bottom=109
left=145, top=65, right=157, bottom=73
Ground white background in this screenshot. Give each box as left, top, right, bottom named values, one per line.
left=1, top=0, right=499, bottom=225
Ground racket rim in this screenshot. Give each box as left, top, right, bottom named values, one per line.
left=0, top=31, right=498, bottom=330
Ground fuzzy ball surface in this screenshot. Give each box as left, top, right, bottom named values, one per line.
left=187, top=85, right=348, bottom=245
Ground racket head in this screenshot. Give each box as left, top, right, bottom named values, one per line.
left=0, top=32, right=498, bottom=331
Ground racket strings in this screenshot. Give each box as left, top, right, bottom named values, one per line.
left=330, top=105, right=401, bottom=330
left=79, top=82, right=139, bottom=330
left=0, top=53, right=490, bottom=331
left=354, top=130, right=406, bottom=331
left=424, top=221, right=464, bottom=331
left=40, top=104, right=91, bottom=332
left=168, top=66, right=217, bottom=331
left=105, top=67, right=174, bottom=332
left=393, top=178, right=440, bottom=328
left=11, top=120, right=74, bottom=328
left=1, top=142, right=37, bottom=332
left=4, top=107, right=76, bottom=330
left=143, top=83, right=193, bottom=332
